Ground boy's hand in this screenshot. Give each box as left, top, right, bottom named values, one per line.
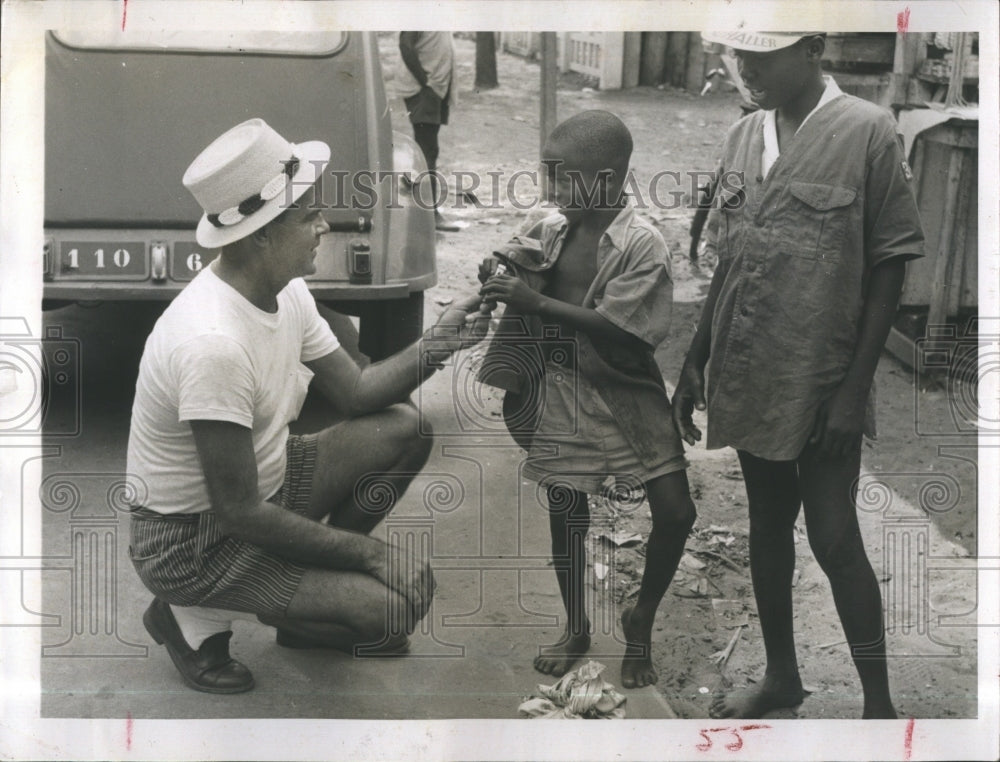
left=480, top=273, right=541, bottom=314
left=808, top=384, right=865, bottom=458
left=478, top=257, right=500, bottom=284
left=672, top=362, right=706, bottom=446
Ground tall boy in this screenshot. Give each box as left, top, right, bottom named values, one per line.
left=480, top=110, right=697, bottom=688
left=673, top=33, right=924, bottom=718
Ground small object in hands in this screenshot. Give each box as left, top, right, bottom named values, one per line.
left=480, top=261, right=507, bottom=315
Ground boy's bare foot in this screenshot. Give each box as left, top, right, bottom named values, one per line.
left=861, top=702, right=898, bottom=719
left=533, top=631, right=591, bottom=677
left=620, top=605, right=658, bottom=688
left=709, top=673, right=805, bottom=718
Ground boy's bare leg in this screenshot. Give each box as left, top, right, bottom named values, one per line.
left=711, top=452, right=806, bottom=718
left=621, top=469, right=696, bottom=688
left=535, top=485, right=592, bottom=676
left=798, top=443, right=896, bottom=719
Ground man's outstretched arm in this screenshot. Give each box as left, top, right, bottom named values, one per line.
left=306, top=292, right=489, bottom=418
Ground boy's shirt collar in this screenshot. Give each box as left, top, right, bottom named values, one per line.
left=761, top=75, right=843, bottom=177
left=551, top=201, right=636, bottom=255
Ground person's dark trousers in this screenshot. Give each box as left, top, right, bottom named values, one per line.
left=412, top=122, right=442, bottom=210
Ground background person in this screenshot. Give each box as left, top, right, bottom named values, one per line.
left=398, top=31, right=461, bottom=231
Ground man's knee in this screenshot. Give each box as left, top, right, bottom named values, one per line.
left=386, top=403, right=433, bottom=465
left=356, top=589, right=420, bottom=641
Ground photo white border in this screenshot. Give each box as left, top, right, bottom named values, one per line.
left=1, top=1, right=997, bottom=759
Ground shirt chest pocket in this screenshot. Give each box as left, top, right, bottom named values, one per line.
left=780, top=181, right=857, bottom=259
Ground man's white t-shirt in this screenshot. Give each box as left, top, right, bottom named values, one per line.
left=126, top=263, right=339, bottom=514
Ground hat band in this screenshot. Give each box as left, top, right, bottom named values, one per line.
left=207, top=155, right=301, bottom=228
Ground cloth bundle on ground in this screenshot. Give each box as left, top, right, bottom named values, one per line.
left=518, top=660, right=627, bottom=719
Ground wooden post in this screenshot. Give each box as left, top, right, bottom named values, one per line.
left=926, top=148, right=964, bottom=328
left=623, top=32, right=642, bottom=89
left=540, top=32, right=558, bottom=155
left=666, top=32, right=689, bottom=88
left=685, top=32, right=706, bottom=93
left=640, top=32, right=668, bottom=86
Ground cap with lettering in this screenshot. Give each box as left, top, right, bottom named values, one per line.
left=700, top=31, right=824, bottom=52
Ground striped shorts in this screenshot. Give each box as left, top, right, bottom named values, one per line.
left=128, top=434, right=317, bottom=618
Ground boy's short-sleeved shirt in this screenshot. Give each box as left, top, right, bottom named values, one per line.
left=706, top=89, right=924, bottom=461
left=126, top=264, right=339, bottom=514
left=539, top=204, right=674, bottom=348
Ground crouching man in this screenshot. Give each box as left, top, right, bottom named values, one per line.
left=126, top=118, right=487, bottom=693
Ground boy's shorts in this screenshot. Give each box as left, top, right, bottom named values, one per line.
left=523, top=363, right=688, bottom=495
left=129, top=434, right=316, bottom=618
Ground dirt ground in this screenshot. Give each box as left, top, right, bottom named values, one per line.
left=382, top=35, right=980, bottom=720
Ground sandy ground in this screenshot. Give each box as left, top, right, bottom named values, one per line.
left=396, top=35, right=980, bottom=719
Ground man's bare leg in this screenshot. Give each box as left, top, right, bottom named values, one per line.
left=535, top=485, right=591, bottom=676
left=799, top=444, right=896, bottom=719
left=306, top=403, right=434, bottom=532
left=621, top=469, right=696, bottom=688
left=267, top=403, right=433, bottom=649
left=710, top=452, right=805, bottom=718
left=262, top=568, right=413, bottom=655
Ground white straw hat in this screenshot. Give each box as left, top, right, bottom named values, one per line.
left=700, top=31, right=824, bottom=53
left=182, top=118, right=331, bottom=248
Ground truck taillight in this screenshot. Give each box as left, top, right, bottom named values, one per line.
left=43, top=238, right=54, bottom=280
left=151, top=243, right=167, bottom=282
left=348, top=240, right=372, bottom=284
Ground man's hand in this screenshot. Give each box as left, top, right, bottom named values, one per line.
left=368, top=538, right=436, bottom=622
left=808, top=383, right=865, bottom=458
left=672, top=362, right=707, bottom=446
left=430, top=291, right=492, bottom=352
left=480, top=272, right=541, bottom=314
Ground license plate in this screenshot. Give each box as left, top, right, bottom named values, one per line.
left=171, top=242, right=220, bottom=281
left=59, top=241, right=148, bottom=280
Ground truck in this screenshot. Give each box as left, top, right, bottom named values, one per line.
left=44, top=30, right=435, bottom=361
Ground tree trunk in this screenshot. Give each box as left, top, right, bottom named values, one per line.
left=475, top=32, right=499, bottom=89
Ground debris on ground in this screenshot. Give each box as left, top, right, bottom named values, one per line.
left=709, top=624, right=745, bottom=671
left=518, top=661, right=627, bottom=719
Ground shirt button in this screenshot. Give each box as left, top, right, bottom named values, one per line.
left=741, top=306, right=750, bottom=317
left=747, top=262, right=757, bottom=272
left=756, top=175, right=764, bottom=183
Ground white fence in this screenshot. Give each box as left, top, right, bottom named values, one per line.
left=500, top=32, right=638, bottom=89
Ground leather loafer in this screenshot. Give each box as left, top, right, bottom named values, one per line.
left=143, top=598, right=254, bottom=694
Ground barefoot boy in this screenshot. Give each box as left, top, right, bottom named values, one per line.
left=479, top=110, right=697, bottom=688
left=673, top=33, right=924, bottom=718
